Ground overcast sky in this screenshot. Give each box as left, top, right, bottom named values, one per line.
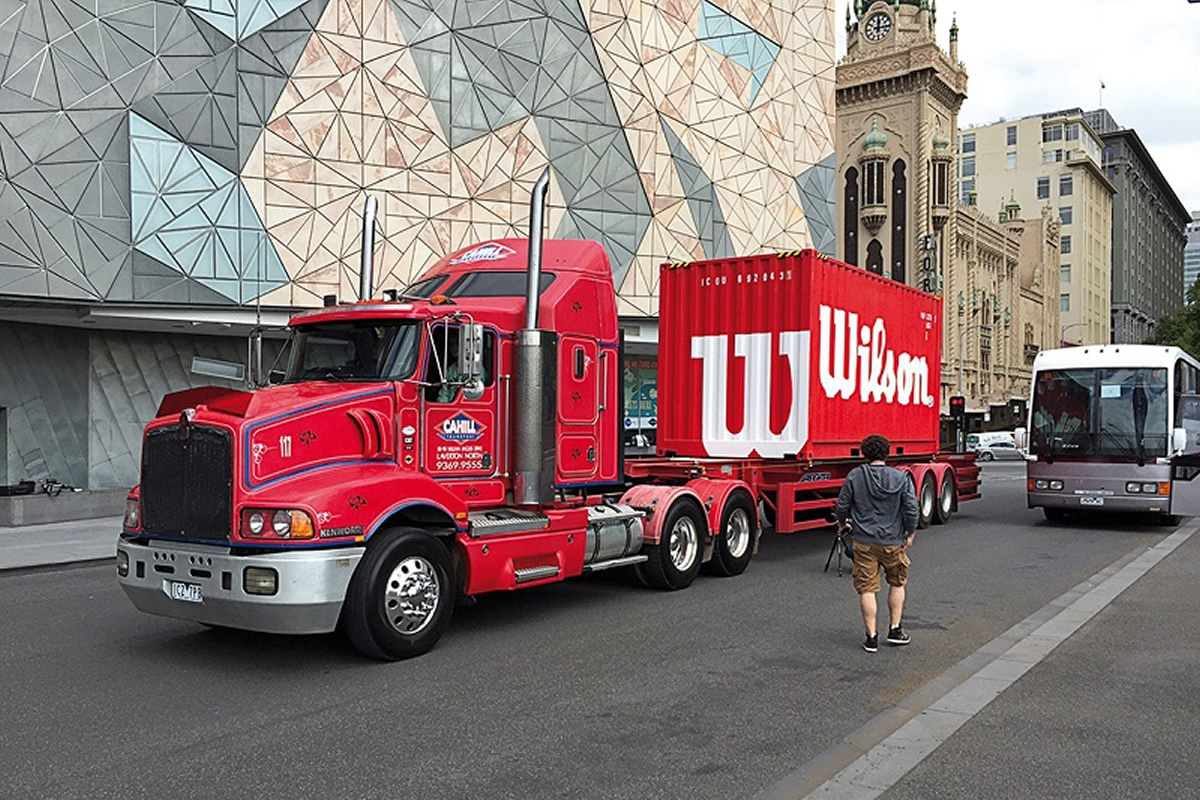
left=835, top=0, right=1200, bottom=216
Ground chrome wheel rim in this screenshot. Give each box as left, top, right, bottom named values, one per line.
left=668, top=515, right=700, bottom=572
left=921, top=481, right=935, bottom=519
left=940, top=480, right=954, bottom=514
left=725, top=507, right=751, bottom=559
left=384, top=555, right=440, bottom=635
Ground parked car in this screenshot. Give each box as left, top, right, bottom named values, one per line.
left=967, top=431, right=1016, bottom=451
left=976, top=440, right=1025, bottom=461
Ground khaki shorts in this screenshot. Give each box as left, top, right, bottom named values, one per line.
left=851, top=540, right=910, bottom=594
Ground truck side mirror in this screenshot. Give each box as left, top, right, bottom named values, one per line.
left=459, top=323, right=484, bottom=383
left=1173, top=427, right=1187, bottom=455
left=1014, top=427, right=1027, bottom=450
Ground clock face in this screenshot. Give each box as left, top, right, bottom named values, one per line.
left=864, top=12, right=892, bottom=42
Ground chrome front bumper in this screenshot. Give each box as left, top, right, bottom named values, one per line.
left=117, top=537, right=365, bottom=634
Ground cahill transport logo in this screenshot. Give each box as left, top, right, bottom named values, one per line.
left=438, top=412, right=487, bottom=442
left=449, top=242, right=516, bottom=264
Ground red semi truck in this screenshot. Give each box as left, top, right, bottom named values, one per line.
left=117, top=175, right=978, bottom=660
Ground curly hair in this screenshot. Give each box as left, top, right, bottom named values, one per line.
left=861, top=434, right=890, bottom=462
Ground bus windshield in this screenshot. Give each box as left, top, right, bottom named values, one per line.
left=282, top=321, right=420, bottom=383
left=1030, top=367, right=1169, bottom=459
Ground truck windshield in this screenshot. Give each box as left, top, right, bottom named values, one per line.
left=282, top=321, right=419, bottom=383
left=1030, top=367, right=1169, bottom=459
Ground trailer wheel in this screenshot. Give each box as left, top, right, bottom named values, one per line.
left=933, top=474, right=954, bottom=524
left=344, top=527, right=455, bottom=661
left=706, top=491, right=755, bottom=577
left=916, top=474, right=936, bottom=529
left=636, top=500, right=704, bottom=590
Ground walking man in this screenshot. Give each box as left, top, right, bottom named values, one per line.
left=833, top=434, right=919, bottom=653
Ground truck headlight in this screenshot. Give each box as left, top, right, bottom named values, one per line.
left=123, top=497, right=140, bottom=530
left=242, top=509, right=314, bottom=539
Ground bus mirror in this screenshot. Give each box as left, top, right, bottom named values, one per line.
left=1173, top=427, right=1187, bottom=455
left=1014, top=427, right=1027, bottom=450
left=459, top=323, right=484, bottom=382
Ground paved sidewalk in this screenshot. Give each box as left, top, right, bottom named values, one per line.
left=0, top=516, right=122, bottom=571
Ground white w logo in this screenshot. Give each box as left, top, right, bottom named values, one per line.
left=691, top=332, right=811, bottom=458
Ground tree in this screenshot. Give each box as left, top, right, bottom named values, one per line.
left=1152, top=280, right=1200, bottom=356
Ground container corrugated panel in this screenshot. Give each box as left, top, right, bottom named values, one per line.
left=658, top=250, right=942, bottom=461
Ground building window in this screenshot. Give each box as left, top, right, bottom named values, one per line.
left=1059, top=206, right=1072, bottom=225
left=1061, top=265, right=1071, bottom=283
left=1042, top=123, right=1063, bottom=142
left=1060, top=294, right=1070, bottom=312
left=1059, top=174, right=1073, bottom=196
left=1007, top=125, right=1017, bottom=146
left=961, top=133, right=975, bottom=154
left=863, top=160, right=885, bottom=206
left=1065, top=123, right=1079, bottom=141
left=1006, top=152, right=1017, bottom=169
left=1042, top=149, right=1063, bottom=163
left=843, top=167, right=859, bottom=266
left=960, top=155, right=975, bottom=178
left=1061, top=235, right=1071, bottom=254
left=960, top=176, right=976, bottom=204
left=1037, top=176, right=1050, bottom=199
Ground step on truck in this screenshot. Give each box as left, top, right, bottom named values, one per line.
left=117, top=170, right=979, bottom=660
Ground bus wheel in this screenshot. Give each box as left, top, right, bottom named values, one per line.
left=344, top=527, right=455, bottom=661
left=1043, top=507, right=1067, bottom=522
left=1158, top=514, right=1182, bottom=527
left=637, top=500, right=704, bottom=590
left=917, top=474, right=936, bottom=529
left=934, top=475, right=954, bottom=524
left=706, top=491, right=755, bottom=577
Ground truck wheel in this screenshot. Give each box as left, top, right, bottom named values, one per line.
left=344, top=527, right=455, bottom=661
left=636, top=500, right=704, bottom=590
left=933, top=474, right=954, bottom=524
left=706, top=491, right=755, bottom=577
left=917, top=474, right=936, bottom=529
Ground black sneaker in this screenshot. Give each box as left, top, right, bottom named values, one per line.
left=862, top=634, right=878, bottom=653
left=887, top=627, right=911, bottom=646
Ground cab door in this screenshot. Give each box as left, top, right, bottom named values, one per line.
left=423, top=324, right=499, bottom=481
left=557, top=335, right=599, bottom=480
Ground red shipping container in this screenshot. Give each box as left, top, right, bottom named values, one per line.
left=658, top=250, right=942, bottom=461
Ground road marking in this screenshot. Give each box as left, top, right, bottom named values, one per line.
left=752, top=521, right=1197, bottom=800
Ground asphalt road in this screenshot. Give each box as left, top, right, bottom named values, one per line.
left=0, top=462, right=1176, bottom=799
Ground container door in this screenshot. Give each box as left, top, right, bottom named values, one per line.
left=558, top=335, right=599, bottom=479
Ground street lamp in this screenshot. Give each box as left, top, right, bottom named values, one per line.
left=1060, top=321, right=1088, bottom=346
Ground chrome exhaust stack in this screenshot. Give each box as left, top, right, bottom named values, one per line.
left=513, top=168, right=557, bottom=506
left=360, top=194, right=378, bottom=301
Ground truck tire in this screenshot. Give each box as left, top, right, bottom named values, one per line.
left=706, top=491, right=755, bottom=577
left=344, top=527, right=455, bottom=661
left=933, top=474, right=954, bottom=524
left=636, top=500, right=704, bottom=590
left=917, top=474, right=936, bottom=529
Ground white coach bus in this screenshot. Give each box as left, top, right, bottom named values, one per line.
left=1016, top=345, right=1200, bottom=522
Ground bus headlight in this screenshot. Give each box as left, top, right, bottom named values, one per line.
left=1049, top=480, right=1064, bottom=491
left=1034, top=479, right=1049, bottom=490
left=1126, top=482, right=1142, bottom=494
left=1142, top=483, right=1160, bottom=494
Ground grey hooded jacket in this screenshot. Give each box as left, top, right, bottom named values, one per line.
left=833, top=463, right=919, bottom=545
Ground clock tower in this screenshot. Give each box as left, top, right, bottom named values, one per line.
left=836, top=0, right=967, bottom=291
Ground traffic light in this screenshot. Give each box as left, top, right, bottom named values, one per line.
left=949, top=395, right=966, bottom=419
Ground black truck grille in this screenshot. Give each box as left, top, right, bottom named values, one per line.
left=141, top=425, right=233, bottom=541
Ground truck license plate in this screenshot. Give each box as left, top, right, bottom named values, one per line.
left=1079, top=497, right=1105, bottom=507
left=169, top=581, right=203, bottom=603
